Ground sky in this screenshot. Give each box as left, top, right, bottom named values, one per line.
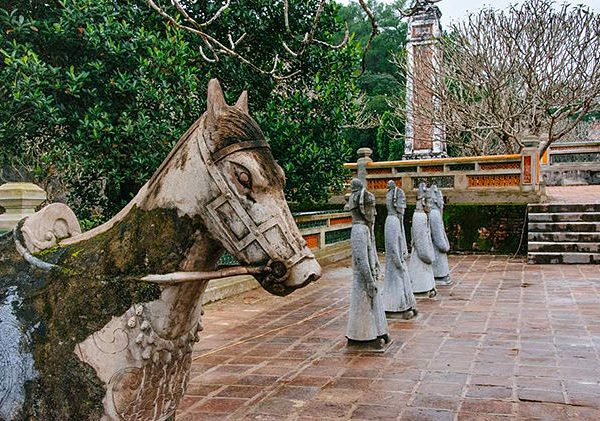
left=338, top=0, right=600, bottom=27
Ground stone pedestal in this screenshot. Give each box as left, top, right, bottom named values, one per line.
left=403, top=1, right=447, bottom=159
left=0, top=183, right=47, bottom=232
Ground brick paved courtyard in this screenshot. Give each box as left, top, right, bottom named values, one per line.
left=178, top=255, right=600, bottom=420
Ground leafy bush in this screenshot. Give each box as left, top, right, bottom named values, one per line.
left=0, top=0, right=361, bottom=221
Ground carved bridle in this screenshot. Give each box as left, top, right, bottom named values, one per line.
left=193, top=122, right=312, bottom=294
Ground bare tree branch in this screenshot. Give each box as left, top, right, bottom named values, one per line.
left=147, top=0, right=376, bottom=80
left=393, top=0, right=600, bottom=156
left=357, top=0, right=378, bottom=76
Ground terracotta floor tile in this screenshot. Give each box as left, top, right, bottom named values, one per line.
left=350, top=404, right=402, bottom=420
left=409, top=394, right=461, bottom=411
left=400, top=407, right=456, bottom=421
left=191, top=397, right=249, bottom=413
left=181, top=256, right=600, bottom=419
left=299, top=401, right=353, bottom=419
left=466, top=385, right=513, bottom=399
left=216, top=385, right=265, bottom=399
left=460, top=398, right=514, bottom=415
left=417, top=381, right=465, bottom=397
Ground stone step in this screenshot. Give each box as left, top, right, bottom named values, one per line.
left=528, top=232, right=600, bottom=243
left=528, top=212, right=600, bottom=222
left=528, top=241, right=600, bottom=253
left=528, top=221, right=600, bottom=232
left=528, top=203, right=600, bottom=213
left=528, top=252, right=600, bottom=264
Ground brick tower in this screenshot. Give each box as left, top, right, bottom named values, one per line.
left=402, top=0, right=447, bottom=159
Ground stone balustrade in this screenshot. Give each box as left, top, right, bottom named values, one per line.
left=341, top=136, right=543, bottom=205
left=541, top=140, right=600, bottom=186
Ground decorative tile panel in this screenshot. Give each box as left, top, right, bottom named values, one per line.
left=325, top=228, right=352, bottom=245
left=395, top=166, right=418, bottom=173
left=330, top=216, right=352, bottom=226
left=296, top=219, right=327, bottom=230
left=467, top=174, right=520, bottom=187
left=551, top=153, right=600, bottom=164
left=522, top=155, right=532, bottom=184
left=367, top=168, right=393, bottom=175
left=303, top=233, right=320, bottom=249
left=420, top=165, right=444, bottom=172
left=367, top=179, right=390, bottom=190
left=479, top=162, right=520, bottom=170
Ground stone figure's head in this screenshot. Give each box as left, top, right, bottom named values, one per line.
left=351, top=178, right=364, bottom=193
left=153, top=79, right=321, bottom=296
left=424, top=184, right=436, bottom=212
left=430, top=184, right=444, bottom=210
left=386, top=180, right=397, bottom=215
left=395, top=186, right=407, bottom=214
left=416, top=182, right=430, bottom=213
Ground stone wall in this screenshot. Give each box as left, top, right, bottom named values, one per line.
left=374, top=204, right=527, bottom=255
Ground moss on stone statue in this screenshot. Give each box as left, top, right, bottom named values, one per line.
left=375, top=204, right=527, bottom=255
left=0, top=206, right=205, bottom=419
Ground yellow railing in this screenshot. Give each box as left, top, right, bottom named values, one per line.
left=294, top=210, right=352, bottom=251
left=340, top=140, right=542, bottom=204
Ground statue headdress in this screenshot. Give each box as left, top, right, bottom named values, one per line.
left=347, top=178, right=366, bottom=215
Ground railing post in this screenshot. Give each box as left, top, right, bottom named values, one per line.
left=521, top=135, right=540, bottom=192
left=356, top=147, right=373, bottom=186
left=0, top=182, right=47, bottom=232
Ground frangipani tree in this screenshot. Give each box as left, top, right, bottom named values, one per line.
left=393, top=0, right=600, bottom=156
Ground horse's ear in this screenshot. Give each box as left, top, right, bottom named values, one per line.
left=206, top=79, right=227, bottom=126
left=235, top=91, right=249, bottom=114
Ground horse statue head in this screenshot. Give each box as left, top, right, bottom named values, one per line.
left=136, top=78, right=321, bottom=295
left=0, top=79, right=321, bottom=420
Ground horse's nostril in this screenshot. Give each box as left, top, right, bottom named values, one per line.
left=270, top=261, right=287, bottom=278
left=305, top=273, right=319, bottom=285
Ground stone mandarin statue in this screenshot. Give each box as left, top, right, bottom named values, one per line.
left=409, top=182, right=437, bottom=297
left=383, top=181, right=417, bottom=319
left=345, top=178, right=389, bottom=348
left=0, top=79, right=321, bottom=421
left=429, top=184, right=451, bottom=285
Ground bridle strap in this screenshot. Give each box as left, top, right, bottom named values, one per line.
left=212, top=140, right=270, bottom=163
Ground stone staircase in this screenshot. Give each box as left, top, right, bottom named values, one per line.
left=528, top=203, right=600, bottom=264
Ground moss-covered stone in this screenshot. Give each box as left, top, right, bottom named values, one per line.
left=0, top=205, right=206, bottom=420
left=375, top=204, right=527, bottom=255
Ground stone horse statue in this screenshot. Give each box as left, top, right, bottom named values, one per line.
left=0, top=79, right=321, bottom=420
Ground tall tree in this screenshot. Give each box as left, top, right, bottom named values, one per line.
left=338, top=0, right=408, bottom=160
left=0, top=0, right=361, bottom=223
left=393, top=0, right=600, bottom=156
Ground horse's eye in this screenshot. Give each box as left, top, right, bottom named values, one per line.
left=237, top=171, right=252, bottom=189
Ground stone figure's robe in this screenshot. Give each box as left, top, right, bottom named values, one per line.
left=429, top=207, right=450, bottom=279
left=383, top=214, right=416, bottom=312
left=346, top=223, right=388, bottom=341
left=409, top=211, right=436, bottom=293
